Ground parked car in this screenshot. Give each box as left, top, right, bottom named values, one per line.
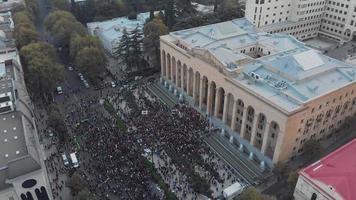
left=68, top=66, right=73, bottom=71
left=111, top=81, right=116, bottom=88
left=69, top=152, right=79, bottom=168
left=83, top=80, right=90, bottom=88
left=57, top=86, right=63, bottom=95
left=61, top=153, right=69, bottom=166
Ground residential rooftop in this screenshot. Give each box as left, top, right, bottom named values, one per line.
left=300, top=139, right=356, bottom=200
left=0, top=49, right=40, bottom=190
left=163, top=18, right=356, bottom=113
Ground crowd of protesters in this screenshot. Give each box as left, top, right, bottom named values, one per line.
left=41, top=79, right=243, bottom=200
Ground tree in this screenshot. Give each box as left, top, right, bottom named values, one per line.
left=20, top=43, right=64, bottom=101
left=44, top=11, right=86, bottom=46
left=238, top=187, right=276, bottom=200
left=143, top=17, right=168, bottom=67
left=75, top=188, right=94, bottom=200
left=218, top=0, right=243, bottom=21
left=24, top=0, right=39, bottom=19
left=303, top=139, right=323, bottom=159
left=47, top=105, right=68, bottom=144
left=130, top=27, right=144, bottom=67
left=75, top=47, right=106, bottom=80
left=70, top=34, right=102, bottom=60
left=66, top=173, right=86, bottom=195
left=52, top=0, right=71, bottom=11
left=114, top=29, right=132, bottom=68
left=164, top=0, right=175, bottom=28
left=13, top=11, right=38, bottom=48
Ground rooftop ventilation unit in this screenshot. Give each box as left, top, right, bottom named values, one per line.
left=274, top=80, right=288, bottom=90
left=250, top=72, right=261, bottom=81
left=0, top=101, right=13, bottom=114
left=0, top=92, right=11, bottom=103
left=227, top=62, right=237, bottom=70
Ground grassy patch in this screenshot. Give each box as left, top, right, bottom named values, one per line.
left=144, top=160, right=178, bottom=200
left=103, top=100, right=127, bottom=132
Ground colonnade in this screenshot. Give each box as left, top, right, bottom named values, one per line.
left=161, top=50, right=280, bottom=160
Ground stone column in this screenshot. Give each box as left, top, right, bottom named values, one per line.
left=175, top=65, right=179, bottom=87
left=250, top=113, right=259, bottom=146
left=161, top=52, right=164, bottom=77
left=222, top=95, right=228, bottom=123
left=170, top=61, right=174, bottom=82
left=187, top=71, right=191, bottom=96
left=261, top=121, right=271, bottom=155
left=193, top=75, right=197, bottom=103
left=231, top=100, right=238, bottom=131
left=240, top=107, right=248, bottom=138
left=166, top=57, right=170, bottom=80
left=206, top=83, right=212, bottom=115
left=181, top=67, right=184, bottom=91
left=214, top=90, right=220, bottom=118
left=199, top=78, right=204, bottom=109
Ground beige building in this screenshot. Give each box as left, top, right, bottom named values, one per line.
left=159, top=18, right=356, bottom=166
left=245, top=0, right=356, bottom=43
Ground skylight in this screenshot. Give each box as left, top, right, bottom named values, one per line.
left=293, top=50, right=324, bottom=71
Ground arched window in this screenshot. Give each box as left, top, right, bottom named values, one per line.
left=311, top=193, right=317, bottom=200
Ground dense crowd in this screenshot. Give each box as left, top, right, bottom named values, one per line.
left=63, top=94, right=155, bottom=199
left=45, top=81, right=242, bottom=200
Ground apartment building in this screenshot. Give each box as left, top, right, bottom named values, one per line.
left=0, top=12, right=52, bottom=200
left=159, top=18, right=356, bottom=166
left=245, top=0, right=356, bottom=43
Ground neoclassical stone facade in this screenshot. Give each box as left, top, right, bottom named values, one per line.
left=159, top=19, right=356, bottom=164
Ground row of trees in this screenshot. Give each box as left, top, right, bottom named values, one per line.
left=11, top=3, right=65, bottom=102
left=20, top=42, right=64, bottom=102
left=13, top=8, right=38, bottom=48
left=237, top=187, right=276, bottom=200
left=44, top=10, right=107, bottom=81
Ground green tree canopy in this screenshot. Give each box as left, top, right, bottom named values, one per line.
left=69, top=34, right=102, bottom=60
left=52, top=0, right=71, bottom=11
left=143, top=17, right=168, bottom=66
left=75, top=47, right=106, bottom=80
left=238, top=187, right=276, bottom=200
left=20, top=43, right=64, bottom=101
left=303, top=139, right=323, bottom=159
left=66, top=173, right=86, bottom=194
left=45, top=11, right=86, bottom=46
left=13, top=11, right=38, bottom=48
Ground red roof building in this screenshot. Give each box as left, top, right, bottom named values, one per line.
left=293, top=139, right=356, bottom=200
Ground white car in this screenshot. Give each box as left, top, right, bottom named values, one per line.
left=68, top=66, right=73, bottom=71
left=57, top=86, right=63, bottom=95
left=111, top=81, right=116, bottom=88
left=83, top=80, right=90, bottom=88
left=70, top=152, right=79, bottom=168
left=61, top=153, right=69, bottom=166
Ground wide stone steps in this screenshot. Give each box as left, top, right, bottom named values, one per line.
left=147, top=83, right=178, bottom=108
left=204, top=133, right=264, bottom=185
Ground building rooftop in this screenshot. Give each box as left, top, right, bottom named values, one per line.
left=0, top=49, right=40, bottom=190
left=163, top=18, right=356, bottom=113
left=87, top=11, right=161, bottom=53
left=300, top=139, right=356, bottom=200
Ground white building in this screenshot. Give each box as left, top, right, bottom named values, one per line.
left=0, top=48, right=53, bottom=200
left=87, top=12, right=160, bottom=55
left=0, top=0, right=23, bottom=12
left=294, top=139, right=356, bottom=200
left=245, top=0, right=356, bottom=43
